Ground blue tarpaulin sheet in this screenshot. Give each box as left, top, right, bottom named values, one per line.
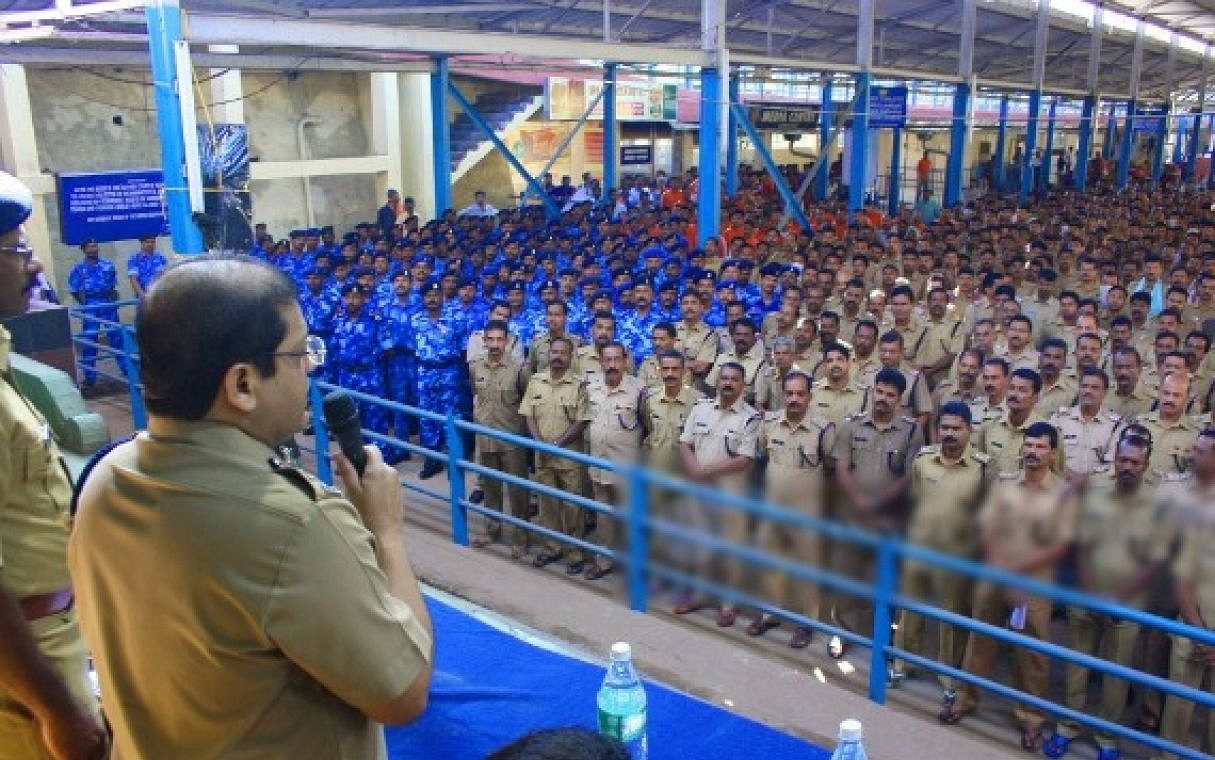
left=386, top=597, right=831, bottom=759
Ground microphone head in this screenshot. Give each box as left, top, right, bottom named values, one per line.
left=322, top=391, right=360, bottom=427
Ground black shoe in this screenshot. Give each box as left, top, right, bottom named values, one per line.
left=418, top=460, right=445, bottom=479
left=565, top=560, right=587, bottom=575
left=469, top=489, right=484, bottom=504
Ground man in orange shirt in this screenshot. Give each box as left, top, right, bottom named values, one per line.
left=917, top=151, right=933, bottom=197
left=660, top=177, right=687, bottom=209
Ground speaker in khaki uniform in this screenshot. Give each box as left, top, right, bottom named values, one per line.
left=0, top=171, right=106, bottom=760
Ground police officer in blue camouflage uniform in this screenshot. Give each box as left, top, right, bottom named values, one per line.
left=330, top=282, right=393, bottom=456
left=411, top=280, right=471, bottom=479
left=68, top=237, right=127, bottom=390
left=619, top=275, right=664, bottom=363
left=299, top=267, right=338, bottom=382
left=381, top=271, right=419, bottom=462
left=125, top=235, right=167, bottom=299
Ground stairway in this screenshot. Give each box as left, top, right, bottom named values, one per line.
left=449, top=90, right=545, bottom=183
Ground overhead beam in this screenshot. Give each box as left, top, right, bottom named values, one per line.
left=185, top=13, right=710, bottom=66
left=0, top=46, right=436, bottom=72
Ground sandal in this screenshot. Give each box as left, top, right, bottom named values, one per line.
left=745, top=616, right=779, bottom=636
left=1020, top=727, right=1044, bottom=753
left=937, top=705, right=974, bottom=726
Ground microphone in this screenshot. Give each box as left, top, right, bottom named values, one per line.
left=322, top=391, right=367, bottom=477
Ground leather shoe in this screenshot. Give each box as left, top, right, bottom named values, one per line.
left=418, top=460, right=445, bottom=479
left=532, top=552, right=561, bottom=568
left=716, top=608, right=737, bottom=628
left=469, top=488, right=484, bottom=504
left=585, top=564, right=613, bottom=580
left=746, top=616, right=779, bottom=637
left=789, top=627, right=812, bottom=649
left=565, top=560, right=587, bottom=575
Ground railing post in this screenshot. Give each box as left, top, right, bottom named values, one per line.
left=309, top=380, right=332, bottom=485
left=446, top=411, right=469, bottom=547
left=868, top=534, right=898, bottom=705
left=626, top=465, right=649, bottom=613
left=120, top=325, right=147, bottom=430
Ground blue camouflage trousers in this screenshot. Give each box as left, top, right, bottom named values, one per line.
left=78, top=308, right=130, bottom=385
left=416, top=363, right=470, bottom=451
left=336, top=367, right=393, bottom=456
left=386, top=352, right=418, bottom=442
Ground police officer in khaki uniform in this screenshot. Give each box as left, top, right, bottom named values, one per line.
left=575, top=311, right=633, bottom=385
left=469, top=319, right=533, bottom=558
left=705, top=317, right=767, bottom=405
left=1050, top=366, right=1125, bottom=476
left=891, top=402, right=992, bottom=696
left=519, top=336, right=593, bottom=572
left=583, top=342, right=645, bottom=580
left=812, top=342, right=865, bottom=426
left=1045, top=434, right=1173, bottom=759
left=1151, top=428, right=1215, bottom=760
left=677, top=362, right=761, bottom=628
left=1138, top=372, right=1200, bottom=480
left=529, top=300, right=584, bottom=375
left=637, top=322, right=689, bottom=390
left=747, top=371, right=835, bottom=649
left=675, top=291, right=719, bottom=392
left=942, top=423, right=1079, bottom=753
left=933, top=348, right=983, bottom=415
left=1103, top=346, right=1153, bottom=420
left=70, top=256, right=433, bottom=758
left=0, top=172, right=106, bottom=760
left=754, top=336, right=803, bottom=412
left=832, top=368, right=925, bottom=657
left=849, top=320, right=882, bottom=390
left=1035, top=338, right=1078, bottom=416
left=918, top=287, right=965, bottom=389
left=863, top=330, right=933, bottom=433
left=978, top=367, right=1064, bottom=473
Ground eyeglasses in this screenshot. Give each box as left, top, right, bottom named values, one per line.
left=0, top=242, right=34, bottom=266
left=269, top=335, right=326, bottom=369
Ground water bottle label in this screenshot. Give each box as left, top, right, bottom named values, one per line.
left=598, top=707, right=647, bottom=742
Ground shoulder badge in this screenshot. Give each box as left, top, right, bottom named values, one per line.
left=764, top=411, right=781, bottom=421
left=997, top=470, right=1020, bottom=481
left=917, top=444, right=940, bottom=457
left=971, top=450, right=992, bottom=464
left=900, top=415, right=917, bottom=424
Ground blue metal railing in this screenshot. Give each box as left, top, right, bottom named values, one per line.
left=67, top=299, right=146, bottom=429
left=84, top=317, right=1215, bottom=760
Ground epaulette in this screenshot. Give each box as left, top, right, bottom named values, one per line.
left=971, top=450, right=992, bottom=464
left=1160, top=471, right=1192, bottom=483
left=997, top=471, right=1020, bottom=480
left=1091, top=464, right=1112, bottom=475
left=844, top=412, right=865, bottom=421
left=269, top=458, right=335, bottom=500
left=764, top=411, right=781, bottom=421
left=916, top=444, right=940, bottom=457
left=695, top=397, right=713, bottom=405
left=901, top=415, right=917, bottom=424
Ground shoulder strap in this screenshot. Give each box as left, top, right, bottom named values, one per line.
left=69, top=436, right=135, bottom=517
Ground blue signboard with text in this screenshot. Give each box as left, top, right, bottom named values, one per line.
left=57, top=170, right=169, bottom=246
left=869, top=86, right=909, bottom=129
left=1131, top=105, right=1167, bottom=137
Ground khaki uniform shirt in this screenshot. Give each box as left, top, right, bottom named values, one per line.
left=932, top=379, right=981, bottom=415
left=69, top=421, right=432, bottom=759
left=586, top=375, right=646, bottom=485
left=754, top=364, right=808, bottom=412
left=705, top=342, right=767, bottom=401
left=1077, top=483, right=1174, bottom=608
left=860, top=364, right=933, bottom=418
left=838, top=309, right=866, bottom=345
left=1137, top=412, right=1200, bottom=480
left=518, top=370, right=593, bottom=470
left=1049, top=406, right=1124, bottom=475
left=636, top=354, right=692, bottom=392
left=1102, top=386, right=1154, bottom=421
left=976, top=470, right=1078, bottom=580
left=757, top=411, right=835, bottom=508
left=679, top=396, right=761, bottom=493
left=918, top=317, right=965, bottom=371
left=908, top=444, right=993, bottom=554
left=997, top=346, right=1040, bottom=374
left=833, top=413, right=925, bottom=505
left=968, top=397, right=1008, bottom=431
left=977, top=411, right=1064, bottom=473
left=466, top=329, right=523, bottom=364
left=1171, top=507, right=1215, bottom=633
left=573, top=344, right=634, bottom=385
left=891, top=319, right=931, bottom=364
left=529, top=331, right=584, bottom=375
left=1034, top=376, right=1078, bottom=418
left=851, top=353, right=882, bottom=391
left=0, top=326, right=73, bottom=599
left=641, top=385, right=703, bottom=472
left=811, top=379, right=865, bottom=426
left=470, top=355, right=531, bottom=453
left=675, top=320, right=720, bottom=375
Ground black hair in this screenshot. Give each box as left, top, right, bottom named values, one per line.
left=874, top=367, right=907, bottom=396
left=1011, top=367, right=1043, bottom=395
left=1024, top=421, right=1059, bottom=449
left=486, top=728, right=629, bottom=760
left=938, top=400, right=973, bottom=426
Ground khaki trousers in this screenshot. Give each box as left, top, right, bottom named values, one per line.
left=588, top=480, right=623, bottom=570
left=1056, top=607, right=1141, bottom=748
left=534, top=457, right=587, bottom=562
left=1151, top=633, right=1215, bottom=760
left=0, top=610, right=98, bottom=760
left=958, top=583, right=1052, bottom=732
left=478, top=446, right=530, bottom=549
left=892, top=560, right=973, bottom=689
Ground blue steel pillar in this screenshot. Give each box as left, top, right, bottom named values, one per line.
left=888, top=126, right=902, bottom=216
left=725, top=75, right=740, bottom=197
left=1020, top=88, right=1042, bottom=204
left=1076, top=95, right=1095, bottom=191
left=945, top=81, right=970, bottom=206
left=431, top=57, right=452, bottom=214
left=849, top=73, right=872, bottom=216
left=817, top=82, right=833, bottom=201
left=1103, top=104, right=1117, bottom=159
left=993, top=95, right=1009, bottom=192
left=145, top=0, right=204, bottom=254
left=1189, top=113, right=1202, bottom=183
left=1117, top=100, right=1135, bottom=189
left=603, top=63, right=618, bottom=197
left=1152, top=106, right=1169, bottom=182
left=697, top=67, right=723, bottom=247
left=1042, top=98, right=1057, bottom=190
left=1173, top=117, right=1186, bottom=167
left=730, top=103, right=812, bottom=230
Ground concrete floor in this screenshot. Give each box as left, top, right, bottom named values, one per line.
left=82, top=392, right=1188, bottom=760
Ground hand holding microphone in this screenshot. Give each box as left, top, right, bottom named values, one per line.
left=324, top=391, right=404, bottom=534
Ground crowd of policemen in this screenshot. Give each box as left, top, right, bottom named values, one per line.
left=213, top=171, right=1215, bottom=759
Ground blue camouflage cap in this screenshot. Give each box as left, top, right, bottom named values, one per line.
left=0, top=171, right=33, bottom=237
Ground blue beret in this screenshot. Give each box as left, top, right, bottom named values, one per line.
left=715, top=280, right=737, bottom=291
left=0, top=171, right=33, bottom=237
left=423, top=280, right=442, bottom=293
left=352, top=266, right=375, bottom=278
left=458, top=276, right=477, bottom=288
left=289, top=229, right=306, bottom=238
left=539, top=279, right=559, bottom=291
left=339, top=282, right=366, bottom=296
left=657, top=280, right=679, bottom=292
left=506, top=280, right=526, bottom=293
left=305, top=227, right=321, bottom=237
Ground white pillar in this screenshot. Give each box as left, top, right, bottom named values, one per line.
left=362, top=72, right=403, bottom=205
left=0, top=64, right=57, bottom=285
left=399, top=72, right=436, bottom=222
left=207, top=45, right=245, bottom=124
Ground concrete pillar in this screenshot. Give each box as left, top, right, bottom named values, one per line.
left=399, top=73, right=437, bottom=223
left=363, top=72, right=403, bottom=205
left=0, top=64, right=57, bottom=284
left=207, top=45, right=244, bottom=124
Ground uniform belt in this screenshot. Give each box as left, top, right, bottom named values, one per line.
left=418, top=358, right=461, bottom=369
left=20, top=588, right=74, bottom=621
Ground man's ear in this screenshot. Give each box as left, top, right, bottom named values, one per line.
left=219, top=362, right=260, bottom=414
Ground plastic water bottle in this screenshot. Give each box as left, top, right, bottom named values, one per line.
left=830, top=719, right=869, bottom=760
left=597, top=641, right=648, bottom=760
